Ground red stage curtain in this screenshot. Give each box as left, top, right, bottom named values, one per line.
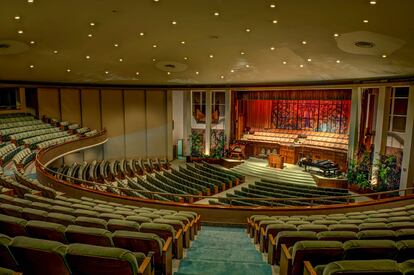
left=245, top=100, right=272, bottom=129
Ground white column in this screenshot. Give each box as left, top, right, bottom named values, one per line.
left=166, top=90, right=173, bottom=161
left=348, top=87, right=361, bottom=161
left=224, top=90, right=232, bottom=147
left=371, top=86, right=391, bottom=185
left=183, top=92, right=192, bottom=157
left=400, top=85, right=414, bottom=194
left=205, top=91, right=212, bottom=155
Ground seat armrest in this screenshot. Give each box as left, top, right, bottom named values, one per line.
left=267, top=234, right=276, bottom=265
left=137, top=252, right=154, bottom=275
left=303, top=261, right=317, bottom=275
left=259, top=227, right=266, bottom=252
left=174, top=229, right=183, bottom=259
left=175, top=228, right=183, bottom=240
left=162, top=237, right=172, bottom=253
left=183, top=223, right=190, bottom=248
left=162, top=237, right=173, bottom=275
left=279, top=244, right=292, bottom=275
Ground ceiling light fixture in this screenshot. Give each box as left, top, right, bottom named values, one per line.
left=299, top=64, right=304, bottom=68
left=53, top=50, right=58, bottom=54
left=282, top=61, right=287, bottom=65
left=86, top=55, right=90, bottom=59
left=270, top=47, right=275, bottom=50
left=363, top=19, right=369, bottom=23
left=66, top=69, right=71, bottom=72
left=301, top=40, right=307, bottom=45
left=195, top=71, right=199, bottom=75
left=184, top=57, right=188, bottom=60
left=336, top=60, right=341, bottom=63
left=139, top=32, right=145, bottom=36
left=245, top=64, right=250, bottom=68
left=114, top=43, right=119, bottom=47
left=370, top=1, right=376, bottom=4
left=88, top=34, right=93, bottom=37
left=29, top=65, right=34, bottom=68
left=27, top=0, right=34, bottom=3
left=334, top=33, right=339, bottom=37
left=29, top=41, right=35, bottom=45
left=230, top=69, right=235, bottom=73
left=105, top=71, right=109, bottom=74
left=270, top=4, right=276, bottom=8
left=171, top=21, right=177, bottom=25
left=245, top=28, right=251, bottom=32
left=382, top=54, right=387, bottom=58
left=89, top=22, right=95, bottom=26
left=220, top=75, right=224, bottom=79
left=153, top=44, right=157, bottom=48
left=152, top=58, right=156, bottom=62
left=307, top=58, right=312, bottom=62
left=135, top=72, right=140, bottom=75
left=214, top=12, right=220, bottom=16
left=180, top=41, right=186, bottom=44
left=14, top=16, right=20, bottom=20
left=240, top=51, right=245, bottom=55
left=119, top=58, right=123, bottom=62
left=167, top=72, right=171, bottom=75
left=17, top=30, right=23, bottom=34
left=209, top=54, right=214, bottom=58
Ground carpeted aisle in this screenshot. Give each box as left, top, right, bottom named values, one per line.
left=175, top=226, right=272, bottom=275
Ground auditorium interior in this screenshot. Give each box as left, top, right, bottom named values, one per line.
left=1, top=0, right=414, bottom=274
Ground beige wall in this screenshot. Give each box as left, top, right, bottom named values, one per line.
left=36, top=88, right=171, bottom=162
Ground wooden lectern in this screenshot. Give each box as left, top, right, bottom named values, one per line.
left=268, top=154, right=284, bottom=169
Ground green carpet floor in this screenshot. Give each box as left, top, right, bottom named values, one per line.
left=175, top=226, right=272, bottom=275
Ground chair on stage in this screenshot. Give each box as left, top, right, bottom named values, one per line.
left=229, top=144, right=246, bottom=160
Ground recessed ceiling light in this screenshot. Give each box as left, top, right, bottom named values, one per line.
left=184, top=57, right=188, bottom=60
left=114, top=43, right=119, bottom=47
left=220, top=75, right=224, bottom=79
left=27, top=0, right=34, bottom=3
left=66, top=69, right=71, bottom=72
left=209, top=54, right=214, bottom=58
left=272, top=20, right=278, bottom=24
left=230, top=69, right=235, bottom=73
left=14, top=16, right=20, bottom=20
left=240, top=51, right=245, bottom=55
left=135, top=72, right=140, bottom=75
left=17, top=30, right=23, bottom=34
left=301, top=41, right=307, bottom=45
left=282, top=61, right=287, bottom=65
left=139, top=32, right=145, bottom=36
left=29, top=40, right=35, bottom=45
left=154, top=0, right=159, bottom=2
left=85, top=55, right=90, bottom=59
left=363, top=19, right=369, bottom=23
left=307, top=58, right=312, bottom=62
left=53, top=50, right=58, bottom=54
left=87, top=34, right=93, bottom=38
left=195, top=71, right=199, bottom=75
left=89, top=22, right=95, bottom=26
left=153, top=44, right=157, bottom=48
left=270, top=47, right=275, bottom=50
left=152, top=58, right=156, bottom=62
left=245, top=64, right=250, bottom=68
left=370, top=1, right=376, bottom=4
left=270, top=4, right=276, bottom=8
left=180, top=41, right=186, bottom=45
left=119, top=58, right=123, bottom=62
left=382, top=54, right=387, bottom=58
left=171, top=21, right=177, bottom=25
left=245, top=28, right=251, bottom=32
left=167, top=72, right=171, bottom=75
left=105, top=71, right=109, bottom=74
left=29, top=65, right=34, bottom=69
left=299, top=64, right=304, bottom=68
left=336, top=60, right=341, bottom=63
left=334, top=33, right=339, bottom=37
left=214, top=12, right=220, bottom=16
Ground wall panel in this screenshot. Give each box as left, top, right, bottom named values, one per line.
left=60, top=89, right=81, bottom=123
left=124, top=90, right=147, bottom=157
left=101, top=90, right=125, bottom=159
left=81, top=89, right=101, bottom=130
left=37, top=88, right=60, bottom=119
left=146, top=90, right=167, bottom=157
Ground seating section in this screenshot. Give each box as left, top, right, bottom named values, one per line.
left=248, top=203, right=414, bottom=275
left=211, top=178, right=352, bottom=206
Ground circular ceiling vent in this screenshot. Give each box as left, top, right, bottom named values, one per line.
left=354, top=41, right=375, bottom=48
left=155, top=61, right=188, bottom=72
left=0, top=40, right=30, bottom=55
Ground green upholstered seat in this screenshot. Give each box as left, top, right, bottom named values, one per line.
left=65, top=225, right=114, bottom=247
left=153, top=210, right=177, bottom=216
left=399, top=259, right=414, bottom=275
left=94, top=206, right=115, bottom=213
left=75, top=216, right=107, bottom=229
left=11, top=198, right=32, bottom=208
left=343, top=240, right=399, bottom=260
left=325, top=215, right=347, bottom=221
left=388, top=222, right=414, bottom=231
left=162, top=215, right=190, bottom=224
left=329, top=224, right=359, bottom=232
left=396, top=240, right=414, bottom=262
left=404, top=205, right=414, bottom=211
left=275, top=231, right=317, bottom=264
left=79, top=201, right=96, bottom=207
left=364, top=218, right=388, bottom=223
left=297, top=224, right=328, bottom=233
left=291, top=240, right=344, bottom=275
left=98, top=213, right=124, bottom=221
left=0, top=214, right=27, bottom=237
left=359, top=222, right=388, bottom=230
left=139, top=212, right=162, bottom=220
left=71, top=203, right=93, bottom=210
left=177, top=211, right=197, bottom=219
left=139, top=222, right=175, bottom=243
left=278, top=216, right=302, bottom=222
left=133, top=208, right=152, bottom=215
left=250, top=215, right=270, bottom=222
left=153, top=218, right=185, bottom=231
left=357, top=230, right=397, bottom=241
left=50, top=205, right=75, bottom=215
left=50, top=199, right=73, bottom=208
left=0, top=267, right=19, bottom=275
left=80, top=196, right=95, bottom=202
left=396, top=229, right=414, bottom=240
left=9, top=236, right=70, bottom=275
left=107, top=202, right=124, bottom=207
left=376, top=209, right=394, bottom=213
left=107, top=219, right=140, bottom=232
left=0, top=233, right=19, bottom=271
left=114, top=206, right=133, bottom=212
left=125, top=215, right=152, bottom=224
left=0, top=195, right=15, bottom=204
left=390, top=211, right=409, bottom=217
left=66, top=243, right=139, bottom=275
left=321, top=259, right=401, bottom=275
left=369, top=213, right=390, bottom=218
left=21, top=208, right=48, bottom=221
left=389, top=217, right=412, bottom=222
left=317, top=231, right=357, bottom=242
left=25, top=220, right=67, bottom=243
left=114, top=210, right=133, bottom=216
left=47, top=212, right=76, bottom=226
left=286, top=220, right=311, bottom=226
left=312, top=220, right=338, bottom=225
left=303, top=215, right=326, bottom=221
left=0, top=204, right=23, bottom=218
left=73, top=209, right=99, bottom=218
left=339, top=219, right=364, bottom=225
left=30, top=202, right=52, bottom=212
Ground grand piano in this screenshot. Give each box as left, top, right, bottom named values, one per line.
left=298, top=158, right=340, bottom=177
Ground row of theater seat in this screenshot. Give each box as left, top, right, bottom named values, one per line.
left=1, top=234, right=153, bottom=275
left=10, top=126, right=59, bottom=143
left=248, top=203, right=414, bottom=275
left=0, top=115, right=34, bottom=123
left=0, top=172, right=57, bottom=199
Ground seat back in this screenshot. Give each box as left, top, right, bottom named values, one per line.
left=317, top=231, right=357, bottom=242
left=65, top=225, right=113, bottom=247
left=396, top=240, right=414, bottom=262
left=275, top=231, right=317, bottom=263
left=292, top=240, right=344, bottom=275
left=9, top=236, right=70, bottom=275
left=25, top=220, right=67, bottom=243
left=321, top=259, right=402, bottom=275
left=66, top=243, right=138, bottom=275
left=21, top=208, right=48, bottom=222
left=343, top=240, right=399, bottom=260
left=0, top=234, right=19, bottom=271
left=74, top=216, right=107, bottom=229
left=0, top=214, right=27, bottom=237
left=357, top=230, right=397, bottom=241
left=139, top=222, right=175, bottom=242
left=47, top=212, right=76, bottom=226
left=107, top=219, right=140, bottom=232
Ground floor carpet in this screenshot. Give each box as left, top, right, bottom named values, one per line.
left=175, top=226, right=272, bottom=275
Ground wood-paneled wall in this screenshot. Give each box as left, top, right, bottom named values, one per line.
left=35, top=88, right=171, bottom=162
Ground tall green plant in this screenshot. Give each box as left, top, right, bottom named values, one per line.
left=347, top=152, right=372, bottom=189
left=210, top=130, right=225, bottom=159
left=190, top=131, right=203, bottom=157
left=374, top=154, right=401, bottom=192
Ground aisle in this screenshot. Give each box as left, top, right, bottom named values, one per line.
left=175, top=226, right=272, bottom=275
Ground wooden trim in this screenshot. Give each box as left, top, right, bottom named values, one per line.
left=174, top=229, right=183, bottom=259
left=137, top=255, right=153, bottom=275
left=267, top=234, right=276, bottom=265
left=303, top=261, right=318, bottom=275
left=162, top=237, right=172, bottom=275
left=280, top=244, right=292, bottom=275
